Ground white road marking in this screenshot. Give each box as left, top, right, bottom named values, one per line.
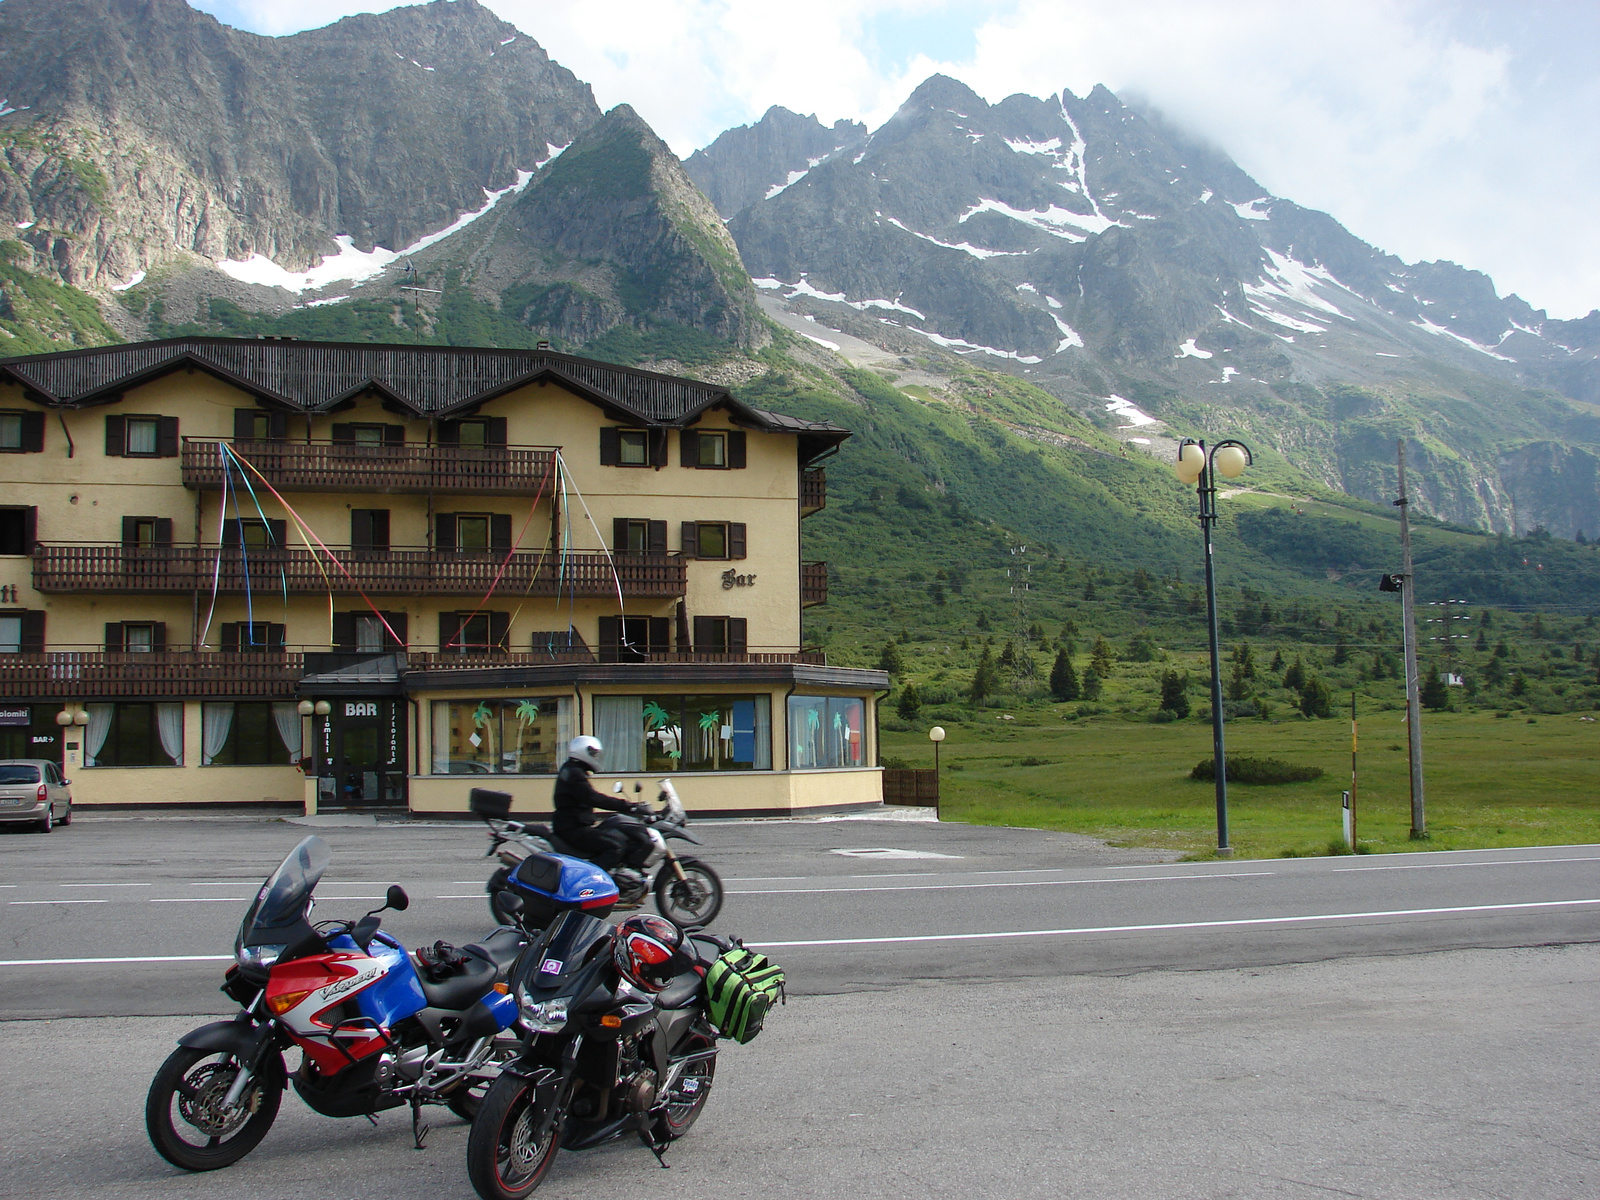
left=9, top=899, right=109, bottom=905
left=832, top=848, right=962, bottom=859
left=730, top=871, right=1272, bottom=896
left=1333, top=856, right=1600, bottom=873
left=60, top=882, right=152, bottom=888
left=150, top=897, right=249, bottom=903
left=754, top=897, right=1600, bottom=948
left=0, top=954, right=233, bottom=966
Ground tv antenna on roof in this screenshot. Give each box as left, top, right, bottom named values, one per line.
left=394, top=258, right=441, bottom=312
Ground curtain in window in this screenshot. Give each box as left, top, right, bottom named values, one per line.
left=84, top=703, right=113, bottom=767
left=156, top=702, right=185, bottom=766
left=202, top=703, right=234, bottom=765
left=594, top=695, right=644, bottom=773
left=788, top=696, right=826, bottom=768
left=751, top=698, right=771, bottom=770
left=271, top=702, right=302, bottom=763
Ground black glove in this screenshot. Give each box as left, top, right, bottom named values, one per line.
left=629, top=802, right=652, bottom=817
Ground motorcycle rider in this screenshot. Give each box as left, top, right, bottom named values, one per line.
left=552, top=736, right=651, bottom=876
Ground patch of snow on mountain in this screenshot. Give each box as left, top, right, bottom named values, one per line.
left=1248, top=307, right=1326, bottom=334
left=1250, top=250, right=1348, bottom=316
left=1176, top=339, right=1214, bottom=360
left=1199, top=189, right=1213, bottom=204
left=500, top=36, right=516, bottom=45
left=302, top=294, right=350, bottom=308
left=1016, top=282, right=1038, bottom=294
left=111, top=271, right=146, bottom=292
left=1045, top=295, right=1062, bottom=309
left=15, top=221, right=34, bottom=230
left=218, top=166, right=541, bottom=293
left=957, top=198, right=1118, bottom=240
left=1232, top=198, right=1272, bottom=221
left=751, top=278, right=785, bottom=290
left=1051, top=313, right=1084, bottom=352
left=1411, top=317, right=1516, bottom=362
left=1221, top=366, right=1238, bottom=382
left=907, top=327, right=1043, bottom=364
left=1128, top=437, right=1152, bottom=445
left=800, top=332, right=840, bottom=351
left=1214, top=305, right=1253, bottom=329
left=1054, top=103, right=1120, bottom=231
left=765, top=154, right=831, bottom=200
left=768, top=274, right=928, bottom=319
left=1104, top=395, right=1157, bottom=427
left=1005, top=137, right=1063, bottom=156
left=883, top=215, right=1030, bottom=259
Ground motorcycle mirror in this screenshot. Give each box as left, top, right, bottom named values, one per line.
left=497, top=891, right=525, bottom=915
left=385, top=884, right=409, bottom=912
left=633, top=782, right=643, bottom=793
left=613, top=781, right=625, bottom=794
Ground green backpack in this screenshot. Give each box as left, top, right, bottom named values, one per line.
left=704, top=945, right=786, bottom=1044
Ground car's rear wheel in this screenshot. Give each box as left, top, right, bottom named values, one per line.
left=36, top=806, right=52, bottom=833
left=59, top=803, right=70, bottom=826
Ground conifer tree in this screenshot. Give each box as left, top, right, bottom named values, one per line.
left=1049, top=649, right=1080, bottom=701
left=1089, top=635, right=1114, bottom=678
left=897, top=683, right=922, bottom=720
left=1159, top=670, right=1190, bottom=717
left=968, top=646, right=997, bottom=702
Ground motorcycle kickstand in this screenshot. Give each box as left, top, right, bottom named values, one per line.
left=636, top=1126, right=670, bottom=1168
left=410, top=1098, right=430, bottom=1151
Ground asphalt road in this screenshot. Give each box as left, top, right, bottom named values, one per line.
left=3, top=813, right=1599, bottom=1199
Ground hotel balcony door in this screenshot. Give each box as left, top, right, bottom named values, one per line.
left=316, top=699, right=406, bottom=808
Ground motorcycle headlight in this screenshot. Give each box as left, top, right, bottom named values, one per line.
left=517, top=992, right=568, bottom=1033
left=237, top=943, right=286, bottom=970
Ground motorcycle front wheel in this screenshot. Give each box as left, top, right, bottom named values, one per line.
left=466, top=1073, right=561, bottom=1200
left=653, top=1035, right=717, bottom=1141
left=655, top=858, right=723, bottom=927
left=146, top=1046, right=283, bottom=1171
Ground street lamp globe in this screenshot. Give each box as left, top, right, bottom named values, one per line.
left=297, top=700, right=315, bottom=717
left=1175, top=441, right=1205, bottom=485
left=1214, top=444, right=1250, bottom=479
left=928, top=726, right=946, bottom=743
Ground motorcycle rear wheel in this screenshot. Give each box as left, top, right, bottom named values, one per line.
left=654, top=859, right=723, bottom=927
left=146, top=1047, right=282, bottom=1171
left=466, top=1074, right=561, bottom=1200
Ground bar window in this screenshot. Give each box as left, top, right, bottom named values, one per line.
left=593, top=694, right=771, bottom=773
left=83, top=702, right=184, bottom=767
left=430, top=698, right=572, bottom=775
left=202, top=701, right=301, bottom=765
left=788, top=695, right=865, bottom=769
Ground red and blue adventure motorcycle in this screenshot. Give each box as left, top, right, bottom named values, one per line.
left=146, top=836, right=527, bottom=1171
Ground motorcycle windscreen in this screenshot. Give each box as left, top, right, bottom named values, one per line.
left=511, top=910, right=614, bottom=996
left=237, top=835, right=331, bottom=950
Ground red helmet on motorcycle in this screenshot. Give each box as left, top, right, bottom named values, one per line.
left=613, top=914, right=686, bottom=992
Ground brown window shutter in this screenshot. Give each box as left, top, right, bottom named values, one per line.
left=599, top=426, right=619, bottom=465
left=222, top=521, right=242, bottom=547
left=269, top=411, right=289, bottom=440
left=19, top=610, right=44, bottom=653
left=435, top=514, right=455, bottom=551
left=680, top=522, right=698, bottom=559
left=648, top=520, right=667, bottom=553
left=154, top=518, right=173, bottom=546
left=21, top=411, right=44, bottom=453
left=233, top=409, right=256, bottom=440
left=382, top=611, right=407, bottom=647
left=438, top=420, right=461, bottom=446
left=597, top=616, right=621, bottom=662
left=692, top=615, right=714, bottom=651
left=268, top=519, right=287, bottom=549
left=383, top=424, right=405, bottom=446
left=105, top=622, right=124, bottom=651
left=332, top=423, right=355, bottom=443
left=485, top=417, right=507, bottom=447
left=22, top=506, right=36, bottom=554
left=268, top=624, right=286, bottom=652
left=650, top=428, right=669, bottom=467
left=121, top=516, right=138, bottom=545
left=675, top=602, right=690, bottom=651
left=613, top=517, right=629, bottom=552
left=151, top=622, right=167, bottom=651
left=332, top=612, right=356, bottom=651
left=491, top=514, right=513, bottom=551
left=680, top=430, right=699, bottom=467
left=729, top=522, right=747, bottom=560
left=489, top=611, right=510, bottom=651
left=729, top=618, right=748, bottom=654
left=728, top=430, right=746, bottom=469
left=438, top=612, right=460, bottom=652
left=105, top=415, right=126, bottom=457
left=157, top=416, right=180, bottom=457
left=219, top=622, right=239, bottom=652
left=649, top=616, right=670, bottom=653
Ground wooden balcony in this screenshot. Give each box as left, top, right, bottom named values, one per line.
left=0, top=651, right=303, bottom=698
left=408, top=649, right=828, bottom=670
left=182, top=439, right=558, bottom=495
left=32, top=545, right=686, bottom=598
left=801, top=467, right=827, bottom=516
left=801, top=560, right=829, bottom=608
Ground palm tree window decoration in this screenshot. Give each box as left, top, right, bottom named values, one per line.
left=643, top=700, right=681, bottom=764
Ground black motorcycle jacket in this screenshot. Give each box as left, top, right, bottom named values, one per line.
left=551, top=758, right=635, bottom=833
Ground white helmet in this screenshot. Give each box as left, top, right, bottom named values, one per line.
left=568, top=735, right=604, bottom=770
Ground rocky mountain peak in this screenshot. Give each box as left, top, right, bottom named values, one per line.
left=684, top=105, right=865, bottom=219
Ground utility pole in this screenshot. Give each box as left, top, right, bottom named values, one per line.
left=1395, top=440, right=1426, bottom=838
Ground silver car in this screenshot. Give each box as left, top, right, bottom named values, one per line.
left=0, top=759, right=73, bottom=832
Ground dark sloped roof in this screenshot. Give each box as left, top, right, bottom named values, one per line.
left=0, top=337, right=850, bottom=457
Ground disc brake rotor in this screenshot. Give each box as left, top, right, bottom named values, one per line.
left=176, top=1062, right=255, bottom=1138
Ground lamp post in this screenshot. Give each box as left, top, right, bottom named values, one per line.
left=928, top=726, right=946, bottom=811
left=1175, top=437, right=1252, bottom=857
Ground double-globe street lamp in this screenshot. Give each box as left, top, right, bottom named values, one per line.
left=1174, top=437, right=1253, bottom=857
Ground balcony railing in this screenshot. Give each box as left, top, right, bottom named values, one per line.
left=409, top=649, right=828, bottom=670
left=0, top=651, right=304, bottom=698
left=32, top=545, right=687, bottom=598
left=801, top=467, right=827, bottom=516
left=801, top=560, right=828, bottom=608
left=181, top=438, right=559, bottom=495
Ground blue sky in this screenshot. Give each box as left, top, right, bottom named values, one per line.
left=188, top=0, right=1599, bottom=318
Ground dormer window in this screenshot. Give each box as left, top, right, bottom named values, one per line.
left=619, top=429, right=649, bottom=465
left=681, top=429, right=745, bottom=469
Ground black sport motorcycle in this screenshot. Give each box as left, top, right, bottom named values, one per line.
left=464, top=907, right=724, bottom=1199
left=475, top=780, right=724, bottom=929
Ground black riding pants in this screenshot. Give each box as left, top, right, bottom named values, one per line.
left=558, top=824, right=630, bottom=870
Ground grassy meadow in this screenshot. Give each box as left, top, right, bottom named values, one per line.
left=881, top=709, right=1600, bottom=859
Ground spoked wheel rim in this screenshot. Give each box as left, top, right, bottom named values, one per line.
left=656, top=863, right=722, bottom=927
left=170, top=1059, right=259, bottom=1146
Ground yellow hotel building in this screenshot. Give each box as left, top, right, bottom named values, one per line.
left=0, top=337, right=887, bottom=817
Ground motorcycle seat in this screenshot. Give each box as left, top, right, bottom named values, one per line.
left=655, top=967, right=703, bottom=1011
left=419, top=954, right=497, bottom=1010
left=463, top=926, right=525, bottom=977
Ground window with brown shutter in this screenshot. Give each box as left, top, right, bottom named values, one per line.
left=440, top=417, right=506, bottom=447
left=233, top=409, right=288, bottom=441
left=0, top=410, right=44, bottom=453
left=691, top=616, right=747, bottom=654
left=682, top=522, right=744, bottom=560
left=439, top=611, right=509, bottom=653
left=0, top=507, right=36, bottom=555
left=108, top=415, right=178, bottom=457
left=122, top=516, right=173, bottom=547
left=108, top=622, right=165, bottom=653
left=681, top=429, right=745, bottom=469
left=599, top=615, right=670, bottom=662
left=602, top=427, right=651, bottom=467
left=614, top=519, right=666, bottom=554
left=351, top=509, right=390, bottom=552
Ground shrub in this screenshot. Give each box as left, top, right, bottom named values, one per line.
left=896, top=683, right=922, bottom=720
left=1018, top=756, right=1052, bottom=766
left=1159, top=669, right=1190, bottom=717
left=1189, top=756, right=1325, bottom=785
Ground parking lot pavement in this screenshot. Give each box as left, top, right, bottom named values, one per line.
left=4, top=943, right=1597, bottom=1200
